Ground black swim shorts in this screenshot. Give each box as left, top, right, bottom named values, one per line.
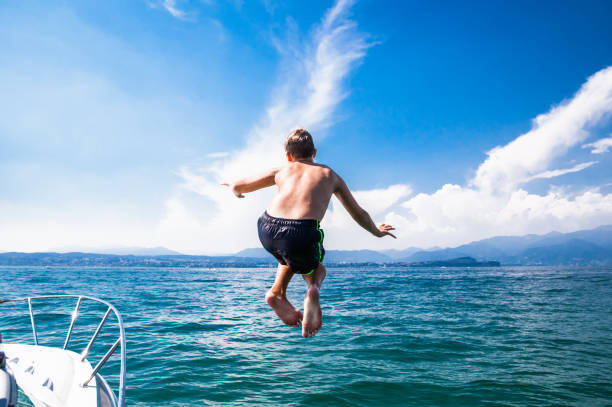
left=257, top=211, right=325, bottom=275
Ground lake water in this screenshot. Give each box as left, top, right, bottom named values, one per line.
left=1, top=266, right=611, bottom=406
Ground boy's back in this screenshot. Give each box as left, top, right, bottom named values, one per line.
left=268, top=161, right=337, bottom=221
left=224, top=128, right=395, bottom=338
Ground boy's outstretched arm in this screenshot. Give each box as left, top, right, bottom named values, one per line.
left=334, top=176, right=396, bottom=238
left=222, top=168, right=279, bottom=198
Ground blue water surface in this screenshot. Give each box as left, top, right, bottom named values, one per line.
left=1, top=266, right=611, bottom=406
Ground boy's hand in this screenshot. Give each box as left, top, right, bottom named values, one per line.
left=221, top=182, right=245, bottom=198
left=377, top=223, right=396, bottom=238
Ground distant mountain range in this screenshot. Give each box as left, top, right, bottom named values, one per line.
left=236, top=225, right=612, bottom=265
left=402, top=225, right=612, bottom=265
left=1, top=225, right=610, bottom=266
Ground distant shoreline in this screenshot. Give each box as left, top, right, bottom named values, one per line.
left=0, top=251, right=580, bottom=268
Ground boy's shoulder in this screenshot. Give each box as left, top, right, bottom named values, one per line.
left=280, top=162, right=334, bottom=172
left=317, top=163, right=340, bottom=177
left=311, top=163, right=338, bottom=178
left=279, top=162, right=339, bottom=182
left=314, top=162, right=333, bottom=171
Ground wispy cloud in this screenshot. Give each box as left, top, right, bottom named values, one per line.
left=156, top=0, right=371, bottom=253
left=164, top=0, right=186, bottom=19
left=583, top=135, right=612, bottom=154
left=526, top=161, right=598, bottom=181
left=149, top=0, right=189, bottom=20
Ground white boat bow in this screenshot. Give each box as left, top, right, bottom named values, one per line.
left=0, top=295, right=126, bottom=407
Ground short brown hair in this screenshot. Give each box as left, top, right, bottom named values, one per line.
left=285, top=129, right=315, bottom=159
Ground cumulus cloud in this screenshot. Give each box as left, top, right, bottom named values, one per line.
left=391, top=185, right=612, bottom=248
left=323, top=185, right=412, bottom=231
left=473, top=66, right=612, bottom=193
left=383, top=66, right=612, bottom=248
left=321, top=184, right=413, bottom=250
left=156, top=0, right=372, bottom=253
left=583, top=135, right=612, bottom=154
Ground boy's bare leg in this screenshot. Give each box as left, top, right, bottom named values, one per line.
left=302, top=263, right=326, bottom=338
left=265, top=264, right=303, bottom=327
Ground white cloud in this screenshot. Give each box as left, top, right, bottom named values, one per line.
left=162, top=0, right=187, bottom=19
left=473, top=66, right=612, bottom=193
left=583, top=135, right=612, bottom=154
left=322, top=184, right=412, bottom=250
left=380, top=66, right=612, bottom=249
left=324, top=184, right=412, bottom=231
left=526, top=161, right=598, bottom=181
left=147, top=0, right=192, bottom=20
left=390, top=185, right=612, bottom=248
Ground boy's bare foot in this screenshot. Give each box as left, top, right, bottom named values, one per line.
left=302, top=286, right=322, bottom=338
left=265, top=291, right=303, bottom=327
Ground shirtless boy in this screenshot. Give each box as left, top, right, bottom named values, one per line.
left=223, top=129, right=396, bottom=338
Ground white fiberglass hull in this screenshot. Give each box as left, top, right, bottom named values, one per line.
left=1, top=344, right=116, bottom=407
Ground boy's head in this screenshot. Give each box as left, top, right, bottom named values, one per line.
left=285, top=128, right=316, bottom=161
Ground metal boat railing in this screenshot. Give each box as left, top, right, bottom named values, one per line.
left=0, top=295, right=126, bottom=407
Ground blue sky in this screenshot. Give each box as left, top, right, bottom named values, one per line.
left=1, top=0, right=612, bottom=253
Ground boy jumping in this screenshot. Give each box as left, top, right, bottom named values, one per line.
left=223, top=129, right=396, bottom=338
